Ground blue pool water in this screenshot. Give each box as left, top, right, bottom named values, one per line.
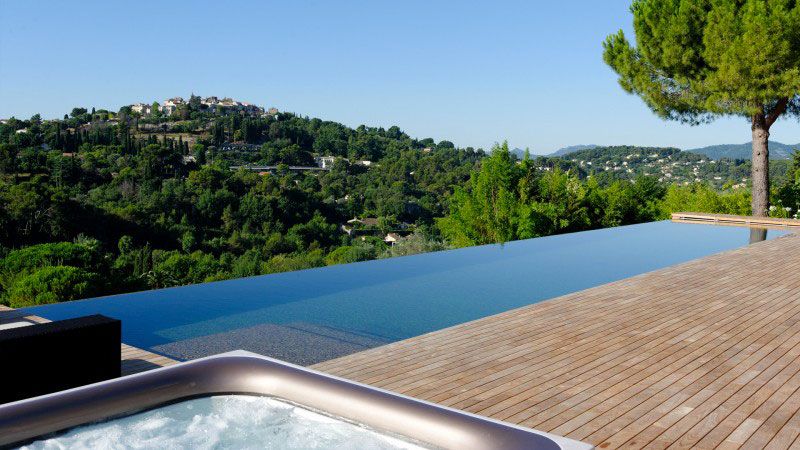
left=23, top=221, right=789, bottom=365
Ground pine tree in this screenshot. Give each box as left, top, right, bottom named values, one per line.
left=604, top=0, right=800, bottom=216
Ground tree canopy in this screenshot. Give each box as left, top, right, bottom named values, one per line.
left=604, top=0, right=800, bottom=123
left=437, top=143, right=668, bottom=247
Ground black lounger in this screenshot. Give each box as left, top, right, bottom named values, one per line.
left=0, top=314, right=121, bottom=404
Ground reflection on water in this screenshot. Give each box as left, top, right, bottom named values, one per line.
left=749, top=228, right=768, bottom=244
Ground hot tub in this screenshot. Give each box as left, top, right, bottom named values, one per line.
left=0, top=351, right=592, bottom=449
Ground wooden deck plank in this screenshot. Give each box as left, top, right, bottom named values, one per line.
left=339, top=270, right=714, bottom=392
left=589, top=304, right=800, bottom=448
left=671, top=212, right=800, bottom=229
left=314, top=232, right=800, bottom=449
left=322, top=251, right=752, bottom=384
left=747, top=376, right=800, bottom=449
left=417, top=273, right=722, bottom=402
left=478, top=272, right=782, bottom=423
left=553, top=271, right=800, bottom=442
left=647, top=325, right=800, bottom=448
left=700, top=351, right=800, bottom=449
left=539, top=284, right=800, bottom=439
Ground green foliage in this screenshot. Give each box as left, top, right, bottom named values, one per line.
left=792, top=151, right=800, bottom=183
left=325, top=243, right=378, bottom=265
left=603, top=0, right=800, bottom=123
left=7, top=265, right=97, bottom=308
left=379, top=232, right=448, bottom=258
left=437, top=143, right=520, bottom=246
left=552, top=145, right=795, bottom=188
left=0, top=107, right=488, bottom=301
left=659, top=184, right=752, bottom=216
left=147, top=250, right=222, bottom=288
left=261, top=250, right=325, bottom=274
left=438, top=143, right=667, bottom=247
left=0, top=241, right=103, bottom=295
left=601, top=177, right=667, bottom=226
left=775, top=151, right=800, bottom=218
left=286, top=213, right=338, bottom=251
left=1, top=241, right=99, bottom=275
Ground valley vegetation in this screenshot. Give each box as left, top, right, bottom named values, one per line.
left=1, top=104, right=799, bottom=307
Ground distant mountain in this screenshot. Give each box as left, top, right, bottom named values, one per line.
left=549, top=144, right=599, bottom=157
left=511, top=147, right=529, bottom=159
left=685, top=141, right=798, bottom=160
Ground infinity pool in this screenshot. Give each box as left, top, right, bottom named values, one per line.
left=23, top=221, right=789, bottom=365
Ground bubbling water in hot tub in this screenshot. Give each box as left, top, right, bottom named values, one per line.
left=18, top=395, right=427, bottom=449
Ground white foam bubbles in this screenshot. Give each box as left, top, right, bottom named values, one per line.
left=18, top=395, right=427, bottom=450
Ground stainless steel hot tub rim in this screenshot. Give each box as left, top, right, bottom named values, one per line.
left=0, top=350, right=593, bottom=449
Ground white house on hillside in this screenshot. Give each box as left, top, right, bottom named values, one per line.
left=384, top=233, right=401, bottom=246
left=161, top=97, right=185, bottom=115
left=315, top=156, right=336, bottom=169
left=131, top=103, right=152, bottom=115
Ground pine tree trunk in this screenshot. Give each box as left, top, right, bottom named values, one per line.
left=751, top=115, right=770, bottom=217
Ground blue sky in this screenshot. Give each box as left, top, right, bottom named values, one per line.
left=1, top=0, right=798, bottom=153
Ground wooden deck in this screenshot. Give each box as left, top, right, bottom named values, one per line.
left=672, top=212, right=800, bottom=229
left=315, top=232, right=800, bottom=449
left=0, top=305, right=176, bottom=376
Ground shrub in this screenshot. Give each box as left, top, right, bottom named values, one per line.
left=261, top=250, right=325, bottom=274
left=8, top=265, right=97, bottom=308
left=325, top=243, right=377, bottom=265
left=0, top=240, right=103, bottom=294
left=379, top=232, right=448, bottom=259
left=659, top=184, right=751, bottom=216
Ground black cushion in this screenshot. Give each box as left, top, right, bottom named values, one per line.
left=0, top=314, right=121, bottom=404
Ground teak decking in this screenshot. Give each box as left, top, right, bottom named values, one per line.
left=672, top=212, right=800, bottom=229
left=0, top=306, right=175, bottom=376
left=315, top=232, right=800, bottom=449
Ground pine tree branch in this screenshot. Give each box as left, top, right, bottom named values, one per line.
left=765, top=97, right=789, bottom=129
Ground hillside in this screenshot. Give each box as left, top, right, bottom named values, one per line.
left=685, top=141, right=798, bottom=160
left=2, top=99, right=799, bottom=307
left=555, top=145, right=790, bottom=189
